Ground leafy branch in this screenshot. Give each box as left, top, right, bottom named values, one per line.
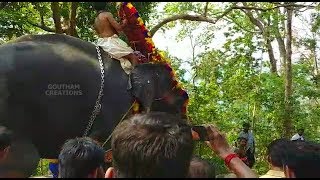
left=150, top=2, right=317, bottom=37
left=150, top=3, right=237, bottom=37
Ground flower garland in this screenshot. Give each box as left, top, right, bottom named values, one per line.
left=120, top=2, right=189, bottom=115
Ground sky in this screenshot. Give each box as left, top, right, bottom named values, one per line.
left=151, top=2, right=318, bottom=79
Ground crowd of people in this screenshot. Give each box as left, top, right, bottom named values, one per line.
left=0, top=4, right=319, bottom=178
left=1, top=112, right=319, bottom=178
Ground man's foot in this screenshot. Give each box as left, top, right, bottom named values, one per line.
left=124, top=54, right=139, bottom=67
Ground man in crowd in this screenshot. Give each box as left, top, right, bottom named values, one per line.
left=234, top=136, right=250, bottom=167
left=58, top=137, right=105, bottom=178
left=238, top=122, right=255, bottom=168
left=260, top=138, right=320, bottom=178
left=105, top=112, right=194, bottom=178
left=105, top=112, right=257, bottom=178
left=260, top=139, right=287, bottom=178
left=283, top=140, right=320, bottom=178
left=291, top=128, right=305, bottom=141
left=187, top=156, right=216, bottom=178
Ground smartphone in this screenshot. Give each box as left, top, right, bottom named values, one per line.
left=192, top=125, right=209, bottom=141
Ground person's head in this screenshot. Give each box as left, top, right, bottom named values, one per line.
left=187, top=156, right=215, bottom=178
left=266, top=138, right=292, bottom=168
left=237, top=136, right=248, bottom=147
left=58, top=137, right=105, bottom=178
left=297, top=128, right=304, bottom=136
left=0, top=127, right=12, bottom=161
left=284, top=141, right=320, bottom=178
left=242, top=122, right=250, bottom=132
left=106, top=112, right=194, bottom=178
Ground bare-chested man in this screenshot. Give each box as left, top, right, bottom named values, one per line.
left=94, top=10, right=139, bottom=72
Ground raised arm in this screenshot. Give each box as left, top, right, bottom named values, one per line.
left=192, top=125, right=258, bottom=178
left=104, top=12, right=127, bottom=33
left=207, top=126, right=257, bottom=178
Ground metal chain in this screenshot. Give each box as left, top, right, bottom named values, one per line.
left=83, top=46, right=105, bottom=137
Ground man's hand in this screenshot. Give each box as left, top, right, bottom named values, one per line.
left=191, top=125, right=258, bottom=178
left=205, top=125, right=234, bottom=159
left=122, top=18, right=128, bottom=26
left=191, top=125, right=234, bottom=158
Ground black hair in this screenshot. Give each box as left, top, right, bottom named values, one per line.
left=58, top=137, right=105, bottom=178
left=286, top=141, right=320, bottom=178
left=266, top=138, right=293, bottom=167
left=188, top=156, right=216, bottom=178
left=243, top=122, right=250, bottom=128
left=111, top=112, right=194, bottom=178
left=268, top=139, right=320, bottom=178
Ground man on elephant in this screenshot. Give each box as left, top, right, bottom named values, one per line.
left=94, top=10, right=141, bottom=74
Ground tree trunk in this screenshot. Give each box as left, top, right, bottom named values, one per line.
left=266, top=37, right=278, bottom=73
left=241, top=3, right=278, bottom=74
left=69, top=2, right=79, bottom=37
left=51, top=2, right=63, bottom=34
left=314, top=50, right=319, bottom=76
left=274, top=8, right=286, bottom=74
left=312, top=34, right=319, bottom=76
left=283, top=3, right=293, bottom=138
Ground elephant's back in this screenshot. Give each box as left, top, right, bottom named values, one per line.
left=0, top=34, right=133, bottom=158
left=0, top=35, right=102, bottom=153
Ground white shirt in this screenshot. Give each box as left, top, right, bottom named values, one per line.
left=291, top=133, right=304, bottom=141
left=260, top=170, right=285, bottom=178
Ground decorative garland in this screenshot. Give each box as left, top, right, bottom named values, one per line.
left=120, top=2, right=189, bottom=115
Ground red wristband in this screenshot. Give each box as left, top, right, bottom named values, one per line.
left=224, top=153, right=238, bottom=168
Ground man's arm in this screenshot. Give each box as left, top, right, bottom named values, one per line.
left=192, top=126, right=258, bottom=178
left=104, top=12, right=127, bottom=33
left=206, top=126, right=257, bottom=178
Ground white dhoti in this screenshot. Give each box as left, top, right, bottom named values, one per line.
left=97, top=34, right=134, bottom=74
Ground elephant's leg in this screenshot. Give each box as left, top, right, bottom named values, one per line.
left=0, top=138, right=40, bottom=178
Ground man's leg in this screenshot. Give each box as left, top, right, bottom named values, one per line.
left=246, top=149, right=255, bottom=168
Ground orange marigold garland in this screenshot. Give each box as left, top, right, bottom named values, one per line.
left=120, top=2, right=189, bottom=116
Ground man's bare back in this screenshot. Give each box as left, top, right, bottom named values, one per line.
left=94, top=11, right=125, bottom=38
left=94, top=11, right=139, bottom=67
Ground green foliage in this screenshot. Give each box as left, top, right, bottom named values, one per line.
left=32, top=159, right=50, bottom=177
left=1, top=2, right=320, bottom=177
left=161, top=2, right=320, bottom=176
left=0, top=2, right=156, bottom=42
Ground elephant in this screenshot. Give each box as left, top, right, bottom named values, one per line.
left=0, top=34, right=188, bottom=177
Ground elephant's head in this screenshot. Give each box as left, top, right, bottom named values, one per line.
left=130, top=63, right=189, bottom=117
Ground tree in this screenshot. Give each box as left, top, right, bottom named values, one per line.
left=153, top=2, right=320, bottom=175
left=283, top=2, right=294, bottom=138
left=0, top=2, right=156, bottom=42
left=2, top=2, right=320, bottom=176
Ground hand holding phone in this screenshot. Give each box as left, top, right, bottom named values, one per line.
left=191, top=125, right=210, bottom=141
